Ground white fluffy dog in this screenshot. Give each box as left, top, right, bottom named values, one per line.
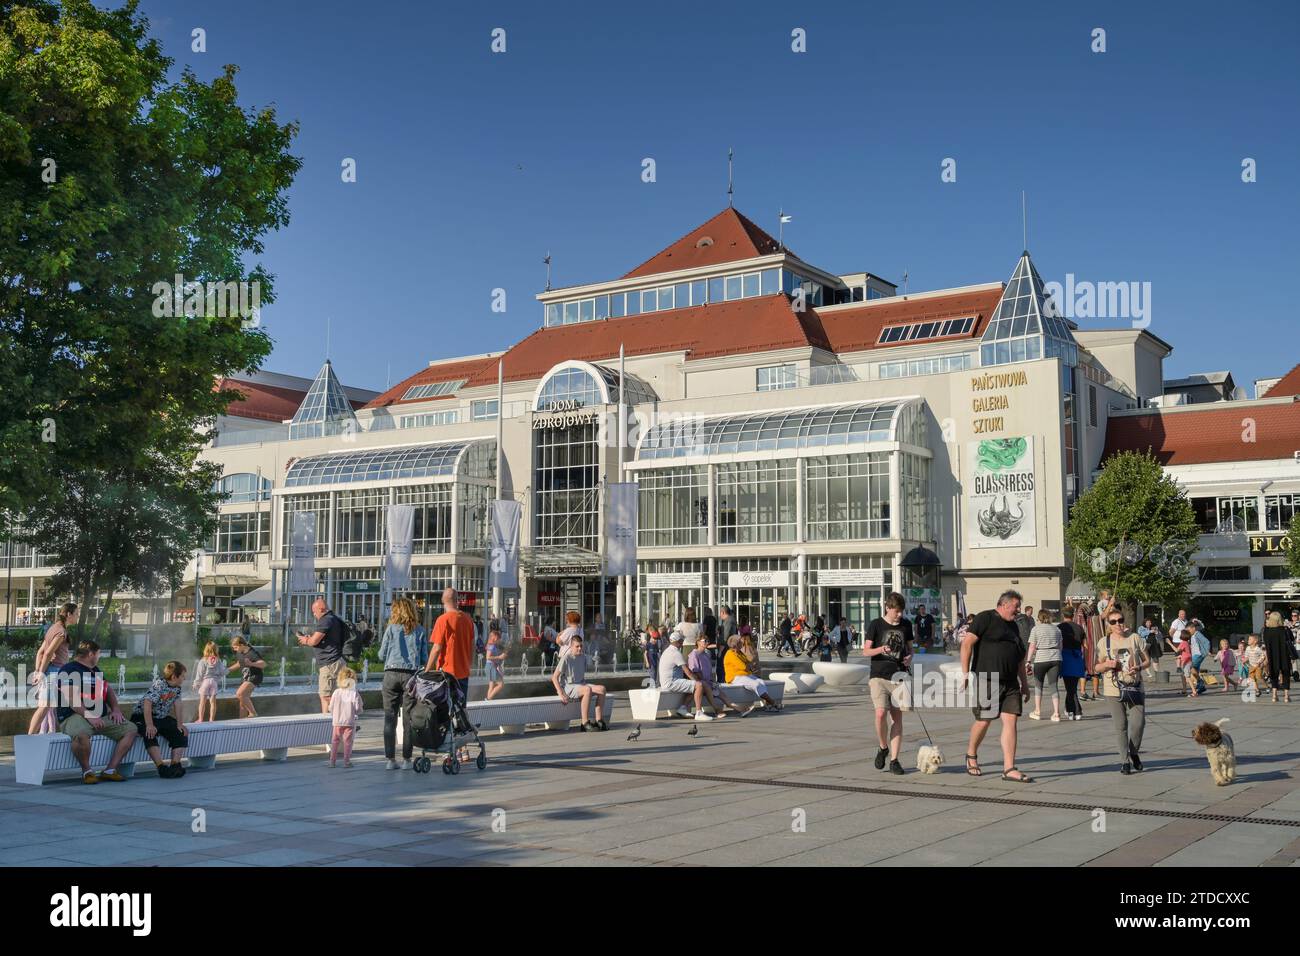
left=1192, top=718, right=1236, bottom=786
left=916, top=744, right=944, bottom=774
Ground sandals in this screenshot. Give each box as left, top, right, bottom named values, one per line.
left=1001, top=767, right=1034, bottom=784
left=965, top=754, right=982, bottom=777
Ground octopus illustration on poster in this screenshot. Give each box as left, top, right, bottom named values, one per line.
left=968, top=436, right=1037, bottom=549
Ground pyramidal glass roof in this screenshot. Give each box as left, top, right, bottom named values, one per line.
left=289, top=360, right=360, bottom=439
left=980, top=253, right=1077, bottom=368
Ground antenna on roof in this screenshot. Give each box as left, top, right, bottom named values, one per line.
left=1021, top=190, right=1028, bottom=253
left=325, top=316, right=331, bottom=362
left=778, top=209, right=792, bottom=251
left=727, top=147, right=734, bottom=207
left=544, top=251, right=552, bottom=292
left=902, top=268, right=909, bottom=296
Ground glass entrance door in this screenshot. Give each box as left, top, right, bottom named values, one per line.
left=337, top=591, right=381, bottom=629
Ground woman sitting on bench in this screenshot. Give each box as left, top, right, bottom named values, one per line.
left=723, top=634, right=781, bottom=715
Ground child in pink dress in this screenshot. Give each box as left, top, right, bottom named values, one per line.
left=327, top=667, right=363, bottom=768
left=1217, top=639, right=1239, bottom=693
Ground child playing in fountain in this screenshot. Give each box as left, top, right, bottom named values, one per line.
left=191, top=641, right=223, bottom=723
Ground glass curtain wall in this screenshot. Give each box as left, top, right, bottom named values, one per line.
left=716, top=460, right=796, bottom=543
left=804, top=454, right=891, bottom=540
left=637, top=467, right=708, bottom=547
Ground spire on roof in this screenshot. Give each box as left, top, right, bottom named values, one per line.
left=979, top=252, right=1078, bottom=368
left=289, top=359, right=359, bottom=439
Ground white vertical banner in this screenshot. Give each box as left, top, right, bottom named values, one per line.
left=386, top=504, right=414, bottom=592
left=488, top=499, right=521, bottom=590
left=604, top=481, right=638, bottom=577
left=289, top=512, right=317, bottom=593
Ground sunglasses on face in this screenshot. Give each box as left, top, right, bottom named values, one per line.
left=1108, top=619, right=1124, bottom=625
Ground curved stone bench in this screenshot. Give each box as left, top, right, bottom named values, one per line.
left=770, top=671, right=825, bottom=694
left=811, top=661, right=870, bottom=686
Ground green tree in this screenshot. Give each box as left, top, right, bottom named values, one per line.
left=1065, top=451, right=1199, bottom=618
left=1285, top=515, right=1300, bottom=583
left=1, top=0, right=300, bottom=622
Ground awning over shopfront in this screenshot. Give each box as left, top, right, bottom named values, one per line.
left=232, top=582, right=274, bottom=606
left=520, top=544, right=602, bottom=577
left=634, top=398, right=922, bottom=461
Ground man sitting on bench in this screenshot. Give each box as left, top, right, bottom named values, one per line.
left=56, top=640, right=139, bottom=784
left=658, top=630, right=711, bottom=721
left=552, top=635, right=608, bottom=732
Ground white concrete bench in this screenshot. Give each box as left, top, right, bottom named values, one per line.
left=628, top=681, right=784, bottom=721
left=398, top=695, right=616, bottom=742
left=769, top=672, right=825, bottom=694
left=14, top=714, right=334, bottom=786
left=811, top=661, right=870, bottom=686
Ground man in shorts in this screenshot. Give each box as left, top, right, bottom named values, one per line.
left=297, top=596, right=348, bottom=713
left=657, top=630, right=709, bottom=720
left=863, top=592, right=913, bottom=775
left=962, top=590, right=1033, bottom=783
left=56, top=640, right=138, bottom=784
left=551, top=635, right=608, bottom=731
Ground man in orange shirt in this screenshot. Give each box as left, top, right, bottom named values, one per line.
left=430, top=586, right=473, bottom=708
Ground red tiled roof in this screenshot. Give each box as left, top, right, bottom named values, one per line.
left=216, top=378, right=307, bottom=422
left=622, top=208, right=787, bottom=280
left=1103, top=400, right=1300, bottom=465
left=1264, top=363, right=1300, bottom=398
left=461, top=295, right=827, bottom=388
left=816, top=287, right=1004, bottom=354
left=366, top=356, right=500, bottom=410
left=217, top=378, right=368, bottom=422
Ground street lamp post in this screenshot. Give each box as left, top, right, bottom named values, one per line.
left=194, top=548, right=205, bottom=642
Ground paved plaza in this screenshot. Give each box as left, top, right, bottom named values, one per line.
left=1, top=677, right=1298, bottom=867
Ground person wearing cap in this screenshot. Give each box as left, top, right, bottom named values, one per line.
left=657, top=626, right=709, bottom=720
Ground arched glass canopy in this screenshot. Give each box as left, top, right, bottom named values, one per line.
left=636, top=400, right=923, bottom=461
left=534, top=361, right=658, bottom=410
left=284, top=439, right=496, bottom=488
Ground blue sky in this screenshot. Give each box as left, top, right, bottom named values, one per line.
left=134, top=0, right=1299, bottom=394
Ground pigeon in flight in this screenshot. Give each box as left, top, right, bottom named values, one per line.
left=627, top=725, right=641, bottom=741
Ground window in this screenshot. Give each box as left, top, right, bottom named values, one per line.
left=756, top=364, right=798, bottom=392
left=715, top=460, right=796, bottom=544
left=1265, top=494, right=1297, bottom=532
left=901, top=454, right=930, bottom=541
left=1217, top=496, right=1258, bottom=534
left=334, top=488, right=387, bottom=557
left=458, top=481, right=492, bottom=551
left=637, top=467, right=708, bottom=547
left=534, top=421, right=599, bottom=550
left=1088, top=385, right=1098, bottom=427
left=610, top=294, right=625, bottom=318
left=690, top=280, right=706, bottom=306
left=393, top=484, right=452, bottom=554
left=1191, top=497, right=1218, bottom=533
left=213, top=472, right=272, bottom=503
left=471, top=399, right=499, bottom=421
left=537, top=366, right=605, bottom=408
left=1198, top=565, right=1250, bottom=581
left=402, top=380, right=465, bottom=401
left=399, top=410, right=458, bottom=428
left=209, top=511, right=270, bottom=563
left=709, top=276, right=724, bottom=303
left=804, top=453, right=891, bottom=541
left=725, top=275, right=742, bottom=300
left=563, top=302, right=578, bottom=325
left=280, top=493, right=330, bottom=558
left=877, top=316, right=973, bottom=345
left=761, top=269, right=778, bottom=295
left=545, top=303, right=560, bottom=326
left=877, top=353, right=972, bottom=379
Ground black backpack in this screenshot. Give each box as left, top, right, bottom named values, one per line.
left=342, top=621, right=375, bottom=665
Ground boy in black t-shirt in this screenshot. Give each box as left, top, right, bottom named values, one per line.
left=961, top=591, right=1032, bottom=783
left=863, top=592, right=913, bottom=775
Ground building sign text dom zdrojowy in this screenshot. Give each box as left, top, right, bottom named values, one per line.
left=533, top=399, right=599, bottom=430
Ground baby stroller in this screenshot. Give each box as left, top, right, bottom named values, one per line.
left=404, top=670, right=486, bottom=775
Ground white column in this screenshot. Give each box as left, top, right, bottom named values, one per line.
left=797, top=550, right=807, bottom=615
left=795, top=458, right=806, bottom=543
left=708, top=556, right=717, bottom=613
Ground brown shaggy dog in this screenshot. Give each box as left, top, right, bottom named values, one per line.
left=1191, top=719, right=1236, bottom=786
